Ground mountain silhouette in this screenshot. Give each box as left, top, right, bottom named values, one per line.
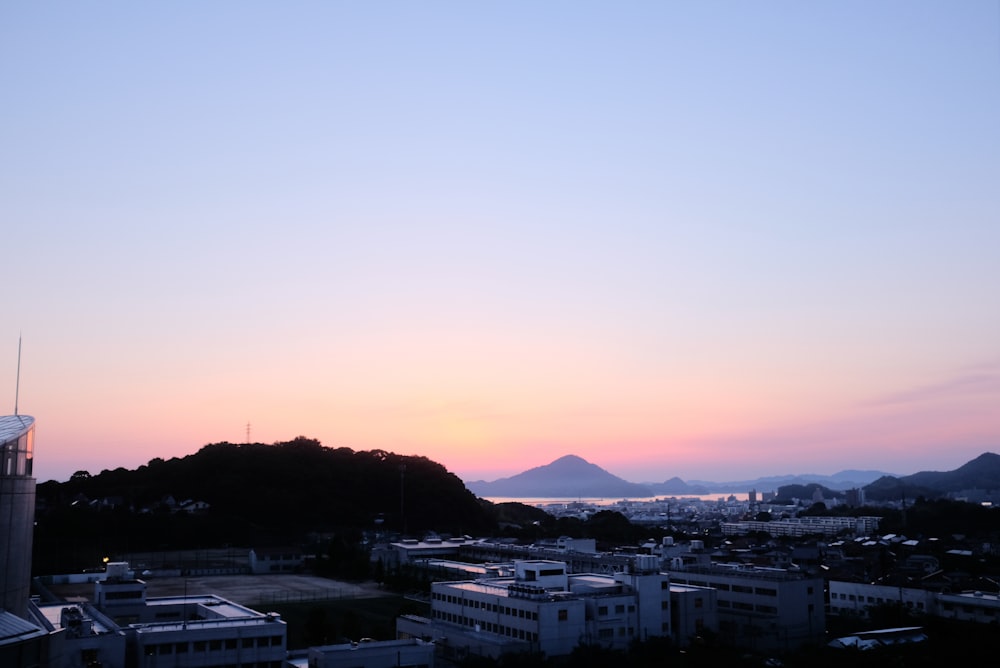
left=466, top=455, right=654, bottom=498
left=865, top=452, right=1000, bottom=500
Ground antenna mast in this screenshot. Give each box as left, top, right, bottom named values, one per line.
left=246, top=421, right=251, bottom=444
left=14, top=333, right=22, bottom=415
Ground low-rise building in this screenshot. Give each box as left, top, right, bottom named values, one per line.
left=398, top=557, right=676, bottom=660
left=35, top=563, right=288, bottom=668
left=301, top=638, right=435, bottom=668
left=249, top=547, right=304, bottom=574
left=667, top=564, right=824, bottom=651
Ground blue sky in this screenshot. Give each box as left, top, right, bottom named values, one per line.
left=2, top=2, right=999, bottom=483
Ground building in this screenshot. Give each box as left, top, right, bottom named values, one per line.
left=1, top=414, right=36, bottom=619
left=721, top=515, right=880, bottom=538
left=829, top=579, right=1000, bottom=624
left=32, top=602, right=126, bottom=668
left=0, top=414, right=49, bottom=668
left=667, top=564, right=825, bottom=651
left=398, top=557, right=675, bottom=660
left=374, top=537, right=475, bottom=569
left=35, top=563, right=288, bottom=668
left=295, top=638, right=435, bottom=668
left=828, top=581, right=935, bottom=618
left=249, top=547, right=304, bottom=574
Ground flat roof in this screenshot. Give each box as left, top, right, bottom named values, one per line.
left=36, top=603, right=118, bottom=636
left=145, top=595, right=268, bottom=619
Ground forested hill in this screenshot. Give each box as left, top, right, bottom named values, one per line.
left=34, top=437, right=494, bottom=570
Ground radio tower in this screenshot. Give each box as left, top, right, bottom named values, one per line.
left=246, top=422, right=251, bottom=444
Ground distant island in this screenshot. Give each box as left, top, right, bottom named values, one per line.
left=465, top=452, right=1000, bottom=500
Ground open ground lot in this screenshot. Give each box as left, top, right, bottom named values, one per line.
left=48, top=573, right=388, bottom=608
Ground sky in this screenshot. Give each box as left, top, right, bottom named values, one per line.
left=2, top=2, right=999, bottom=485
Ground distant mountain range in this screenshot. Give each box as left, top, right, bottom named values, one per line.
left=467, top=455, right=655, bottom=498
left=466, top=453, right=1000, bottom=499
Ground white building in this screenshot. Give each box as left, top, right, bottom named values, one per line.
left=35, top=564, right=288, bottom=668
left=249, top=546, right=304, bottom=574
left=302, top=638, right=435, bottom=668
left=398, top=557, right=676, bottom=660
left=829, top=580, right=1000, bottom=624
left=828, top=581, right=936, bottom=618
left=721, top=516, right=881, bottom=538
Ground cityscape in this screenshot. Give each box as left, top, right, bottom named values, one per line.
left=4, top=2, right=999, bottom=667
left=5, top=417, right=1000, bottom=667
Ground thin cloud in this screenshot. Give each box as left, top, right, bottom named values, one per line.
left=871, top=361, right=1000, bottom=406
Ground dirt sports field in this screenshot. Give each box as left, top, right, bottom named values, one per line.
left=48, top=574, right=388, bottom=609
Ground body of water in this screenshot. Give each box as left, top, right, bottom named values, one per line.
left=485, top=493, right=751, bottom=506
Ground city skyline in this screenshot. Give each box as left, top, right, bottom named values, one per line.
left=3, top=2, right=998, bottom=484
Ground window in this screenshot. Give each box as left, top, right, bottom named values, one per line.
left=598, top=606, right=608, bottom=616
left=694, top=598, right=703, bottom=608
left=598, top=628, right=614, bottom=639
left=558, top=609, right=568, bottom=621
left=615, top=604, right=625, bottom=614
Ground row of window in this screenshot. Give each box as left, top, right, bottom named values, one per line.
left=595, top=604, right=632, bottom=616
left=432, top=610, right=539, bottom=642
left=143, top=636, right=284, bottom=655
left=833, top=593, right=926, bottom=610
left=716, top=600, right=777, bottom=614
left=433, top=594, right=539, bottom=620
left=104, top=590, right=143, bottom=600
left=678, top=580, right=777, bottom=596
left=596, top=626, right=634, bottom=639
left=1, top=429, right=33, bottom=477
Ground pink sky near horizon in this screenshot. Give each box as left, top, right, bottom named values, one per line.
left=3, top=3, right=998, bottom=485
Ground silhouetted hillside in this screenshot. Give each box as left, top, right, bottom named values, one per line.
left=773, top=483, right=843, bottom=504
left=34, top=437, right=494, bottom=572
left=864, top=452, right=1000, bottom=501
left=646, top=477, right=710, bottom=495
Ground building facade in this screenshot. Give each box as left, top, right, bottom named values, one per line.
left=667, top=564, right=824, bottom=651
left=0, top=415, right=36, bottom=620
left=399, top=558, right=673, bottom=660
